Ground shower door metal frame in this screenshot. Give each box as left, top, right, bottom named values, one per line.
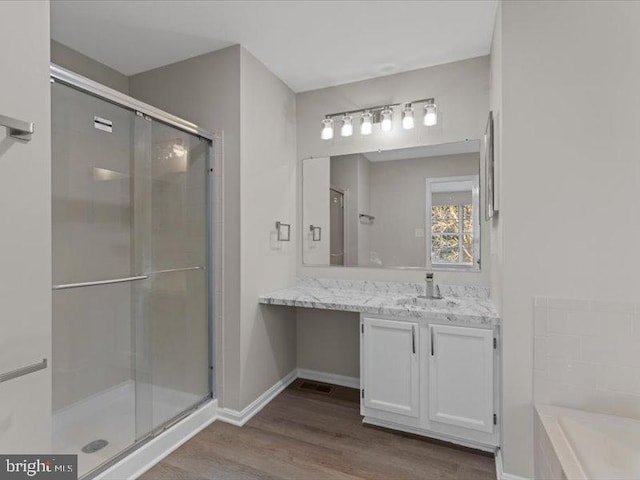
left=50, top=64, right=216, bottom=479
left=51, top=64, right=214, bottom=142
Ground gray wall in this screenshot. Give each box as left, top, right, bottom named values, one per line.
left=130, top=45, right=298, bottom=412
left=356, top=155, right=371, bottom=265
left=0, top=0, right=52, bottom=452
left=369, top=153, right=480, bottom=268
left=330, top=154, right=360, bottom=266
left=296, top=56, right=489, bottom=285
left=491, top=1, right=640, bottom=477
left=489, top=5, right=506, bottom=473
left=238, top=47, right=297, bottom=409
left=130, top=46, right=242, bottom=409
left=297, top=310, right=360, bottom=378
left=295, top=58, right=490, bottom=378
left=51, top=40, right=130, bottom=94
left=302, top=157, right=330, bottom=265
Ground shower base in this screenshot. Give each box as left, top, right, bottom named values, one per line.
left=53, top=380, right=201, bottom=478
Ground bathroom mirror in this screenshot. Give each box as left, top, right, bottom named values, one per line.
left=302, top=140, right=482, bottom=269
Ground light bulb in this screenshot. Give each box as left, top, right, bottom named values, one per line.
left=380, top=108, right=393, bottom=132
left=172, top=143, right=186, bottom=157
left=340, top=115, right=353, bottom=137
left=401, top=105, right=414, bottom=130
left=321, top=118, right=334, bottom=140
left=423, top=101, right=438, bottom=126
left=360, top=111, right=372, bottom=135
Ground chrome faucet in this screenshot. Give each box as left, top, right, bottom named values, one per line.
left=420, top=272, right=442, bottom=299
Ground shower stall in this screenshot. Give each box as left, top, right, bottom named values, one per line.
left=50, top=66, right=214, bottom=478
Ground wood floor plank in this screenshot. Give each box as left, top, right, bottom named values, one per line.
left=155, top=439, right=284, bottom=480
left=139, top=382, right=495, bottom=480
left=255, top=391, right=493, bottom=474
left=250, top=409, right=465, bottom=479
left=138, top=462, right=210, bottom=480
left=186, top=423, right=364, bottom=480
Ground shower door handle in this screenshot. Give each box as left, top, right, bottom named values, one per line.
left=0, top=358, right=47, bottom=384
left=52, top=275, right=148, bottom=290
left=0, top=113, right=34, bottom=141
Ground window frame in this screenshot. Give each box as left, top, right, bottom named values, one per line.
left=425, top=175, right=480, bottom=271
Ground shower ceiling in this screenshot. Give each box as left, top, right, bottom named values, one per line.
left=50, top=0, right=497, bottom=92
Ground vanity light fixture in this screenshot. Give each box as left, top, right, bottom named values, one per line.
left=340, top=115, right=353, bottom=137
left=423, top=99, right=438, bottom=126
left=320, top=97, right=436, bottom=139
left=172, top=143, right=186, bottom=157
left=401, top=104, right=414, bottom=130
left=321, top=118, right=334, bottom=140
left=380, top=108, right=393, bottom=132
left=360, top=111, right=372, bottom=135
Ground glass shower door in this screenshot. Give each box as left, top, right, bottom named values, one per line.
left=133, top=118, right=210, bottom=440
left=52, top=81, right=139, bottom=477
left=52, top=78, right=211, bottom=478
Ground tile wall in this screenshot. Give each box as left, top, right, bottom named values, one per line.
left=534, top=295, right=640, bottom=418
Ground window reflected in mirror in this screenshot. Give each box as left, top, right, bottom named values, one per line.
left=302, top=140, right=483, bottom=270
left=427, top=176, right=480, bottom=270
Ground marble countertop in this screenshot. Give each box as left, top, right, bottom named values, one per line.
left=259, top=278, right=500, bottom=328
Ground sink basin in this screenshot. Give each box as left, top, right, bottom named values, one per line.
left=396, top=296, right=460, bottom=309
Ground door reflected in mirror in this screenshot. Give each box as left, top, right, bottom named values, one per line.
left=302, top=140, right=484, bottom=270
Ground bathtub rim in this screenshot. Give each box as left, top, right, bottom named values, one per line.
left=536, top=404, right=590, bottom=480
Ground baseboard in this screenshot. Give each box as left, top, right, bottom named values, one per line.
left=495, top=448, right=530, bottom=480
left=364, top=416, right=496, bottom=453
left=216, top=368, right=357, bottom=427
left=297, top=368, right=360, bottom=389
left=94, top=399, right=218, bottom=480
left=217, top=369, right=298, bottom=427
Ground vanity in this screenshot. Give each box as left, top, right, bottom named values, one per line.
left=263, top=139, right=500, bottom=451
left=260, top=278, right=500, bottom=451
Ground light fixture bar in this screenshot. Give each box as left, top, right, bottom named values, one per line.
left=324, top=103, right=401, bottom=120
left=323, top=97, right=434, bottom=120
left=321, top=97, right=436, bottom=139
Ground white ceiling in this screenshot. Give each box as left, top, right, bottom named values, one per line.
left=51, top=0, right=497, bottom=93
left=363, top=140, right=480, bottom=162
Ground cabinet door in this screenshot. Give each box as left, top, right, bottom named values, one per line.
left=428, top=325, right=494, bottom=433
left=363, top=317, right=419, bottom=417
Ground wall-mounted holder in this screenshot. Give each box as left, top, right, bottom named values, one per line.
left=0, top=113, right=34, bottom=141
left=359, top=213, right=375, bottom=225
left=275, top=221, right=291, bottom=242
left=309, top=225, right=322, bottom=241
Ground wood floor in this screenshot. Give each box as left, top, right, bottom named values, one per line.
left=139, top=380, right=496, bottom=480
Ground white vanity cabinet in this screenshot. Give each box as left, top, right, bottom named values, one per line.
left=427, top=324, right=496, bottom=437
left=361, top=317, right=419, bottom=418
left=360, top=316, right=498, bottom=450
